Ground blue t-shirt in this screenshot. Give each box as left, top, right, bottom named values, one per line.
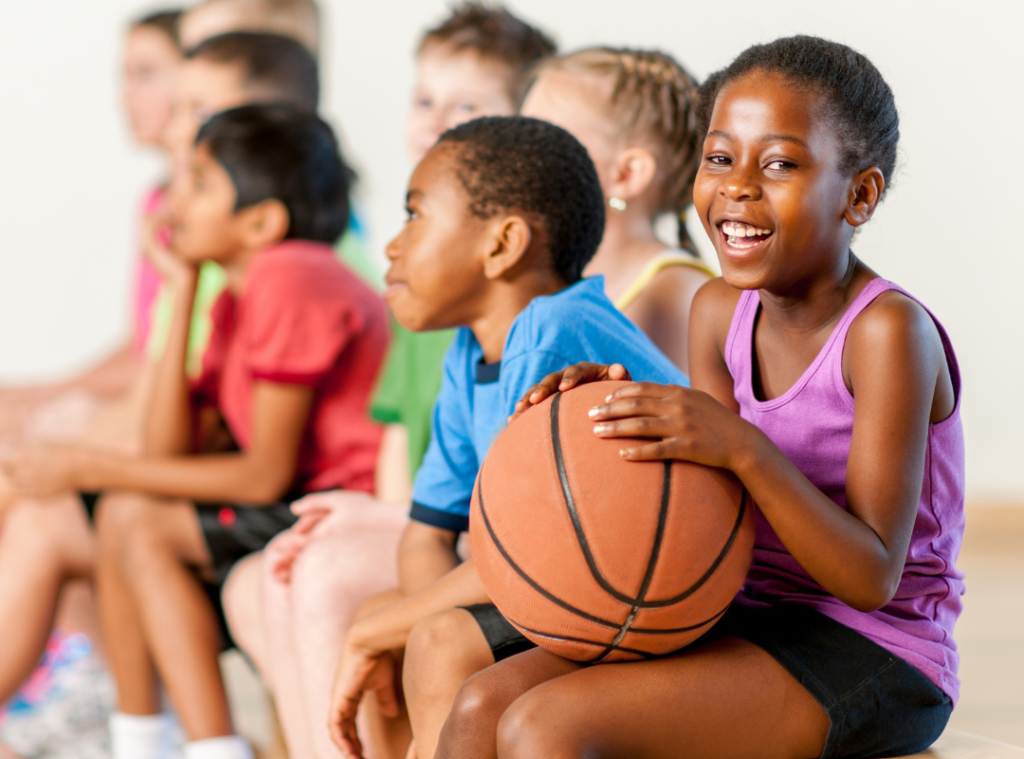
left=410, top=276, right=687, bottom=532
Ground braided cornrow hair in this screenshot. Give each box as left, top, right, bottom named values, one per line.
left=536, top=47, right=702, bottom=254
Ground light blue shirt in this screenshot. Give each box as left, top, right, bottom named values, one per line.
left=410, top=276, right=687, bottom=532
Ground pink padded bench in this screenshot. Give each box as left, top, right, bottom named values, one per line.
left=902, top=729, right=1024, bottom=758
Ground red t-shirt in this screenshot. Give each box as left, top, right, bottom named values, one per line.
left=193, top=240, right=389, bottom=495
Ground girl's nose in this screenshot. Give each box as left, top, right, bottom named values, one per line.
left=723, top=163, right=762, bottom=202
left=384, top=233, right=402, bottom=262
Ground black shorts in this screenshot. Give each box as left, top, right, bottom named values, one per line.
left=465, top=602, right=951, bottom=758
left=78, top=492, right=299, bottom=586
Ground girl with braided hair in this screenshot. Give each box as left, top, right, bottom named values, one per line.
left=521, top=47, right=713, bottom=374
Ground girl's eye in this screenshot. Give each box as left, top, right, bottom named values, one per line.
left=404, top=206, right=418, bottom=221
left=766, top=159, right=794, bottom=171
left=456, top=102, right=477, bottom=114
left=705, top=154, right=730, bottom=165
left=414, top=97, right=432, bottom=110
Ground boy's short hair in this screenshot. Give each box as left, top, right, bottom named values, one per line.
left=186, top=31, right=319, bottom=112
left=419, top=2, right=556, bottom=106
left=197, top=104, right=354, bottom=244
left=438, top=115, right=604, bottom=285
left=133, top=8, right=184, bottom=46
left=182, top=0, right=320, bottom=53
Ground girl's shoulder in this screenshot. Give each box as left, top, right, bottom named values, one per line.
left=691, top=277, right=746, bottom=339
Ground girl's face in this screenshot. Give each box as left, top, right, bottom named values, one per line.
left=520, top=69, right=620, bottom=198
left=693, top=70, right=855, bottom=291
left=406, top=44, right=517, bottom=164
left=123, top=26, right=182, bottom=148
left=383, top=144, right=493, bottom=332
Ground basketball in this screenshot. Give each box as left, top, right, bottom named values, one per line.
left=469, top=380, right=755, bottom=663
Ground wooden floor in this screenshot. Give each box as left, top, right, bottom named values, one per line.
left=224, top=504, right=1024, bottom=754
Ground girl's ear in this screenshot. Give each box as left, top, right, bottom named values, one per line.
left=239, top=199, right=290, bottom=249
left=607, top=147, right=658, bottom=204
left=844, top=166, right=885, bottom=227
left=482, top=215, right=533, bottom=280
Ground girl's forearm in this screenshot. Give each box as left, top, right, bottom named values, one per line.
left=75, top=449, right=293, bottom=506
left=144, top=275, right=199, bottom=456
left=732, top=428, right=903, bottom=612
left=350, top=560, right=489, bottom=655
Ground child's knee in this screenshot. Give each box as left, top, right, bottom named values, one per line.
left=404, top=609, right=471, bottom=696
left=93, top=493, right=168, bottom=568
left=496, top=691, right=574, bottom=759
left=221, top=553, right=262, bottom=629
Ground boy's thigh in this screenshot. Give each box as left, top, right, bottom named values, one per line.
left=96, top=492, right=211, bottom=570
left=500, top=635, right=829, bottom=759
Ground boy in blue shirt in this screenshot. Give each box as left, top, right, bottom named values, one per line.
left=327, top=116, right=687, bottom=759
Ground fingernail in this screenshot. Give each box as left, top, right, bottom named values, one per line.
left=593, top=424, right=608, bottom=435
left=588, top=407, right=600, bottom=418
left=620, top=448, right=632, bottom=457
left=606, top=394, right=614, bottom=402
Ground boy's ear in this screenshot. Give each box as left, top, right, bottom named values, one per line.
left=482, top=215, right=532, bottom=280
left=607, top=147, right=658, bottom=203
left=238, top=199, right=290, bottom=249
left=844, top=166, right=885, bottom=227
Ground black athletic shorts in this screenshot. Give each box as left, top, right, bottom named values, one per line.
left=464, top=601, right=951, bottom=758
left=78, top=492, right=299, bottom=585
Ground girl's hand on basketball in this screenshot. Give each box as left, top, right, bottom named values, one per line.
left=0, top=444, right=87, bottom=498
left=328, top=643, right=400, bottom=758
left=511, top=363, right=632, bottom=421
left=589, top=383, right=754, bottom=471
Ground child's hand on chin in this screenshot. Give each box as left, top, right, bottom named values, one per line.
left=509, top=362, right=632, bottom=422
left=0, top=444, right=87, bottom=499
left=141, top=212, right=197, bottom=288
left=589, top=383, right=755, bottom=471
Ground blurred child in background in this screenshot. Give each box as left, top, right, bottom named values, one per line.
left=179, top=0, right=320, bottom=54
left=0, top=11, right=183, bottom=759
left=218, top=5, right=556, bottom=758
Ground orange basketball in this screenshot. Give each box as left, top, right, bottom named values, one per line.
left=469, top=380, right=755, bottom=663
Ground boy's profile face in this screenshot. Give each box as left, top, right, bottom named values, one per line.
left=123, top=25, right=181, bottom=148
left=168, top=143, right=245, bottom=264
left=164, top=59, right=250, bottom=181
left=406, top=43, right=517, bottom=164
left=384, top=144, right=493, bottom=332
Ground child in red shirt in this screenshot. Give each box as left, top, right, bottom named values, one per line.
left=5, top=104, right=388, bottom=759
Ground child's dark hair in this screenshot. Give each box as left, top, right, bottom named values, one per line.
left=186, top=31, right=319, bottom=112
left=419, top=2, right=557, bottom=106
left=699, top=35, right=899, bottom=195
left=437, top=115, right=604, bottom=284
left=196, top=104, right=354, bottom=243
left=133, top=9, right=183, bottom=47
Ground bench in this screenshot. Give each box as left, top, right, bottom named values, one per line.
left=902, top=729, right=1024, bottom=758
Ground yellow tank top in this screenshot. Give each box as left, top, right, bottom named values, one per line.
left=613, top=249, right=716, bottom=312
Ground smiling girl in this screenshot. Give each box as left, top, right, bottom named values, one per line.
left=435, top=36, right=964, bottom=759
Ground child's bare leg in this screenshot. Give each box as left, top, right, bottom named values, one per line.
left=436, top=647, right=580, bottom=759
left=403, top=608, right=494, bottom=759
left=222, top=553, right=267, bottom=672
left=492, top=636, right=829, bottom=759
left=96, top=492, right=231, bottom=738
left=0, top=495, right=93, bottom=703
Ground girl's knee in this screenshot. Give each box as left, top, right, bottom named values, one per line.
left=221, top=553, right=262, bottom=630
left=404, top=610, right=471, bottom=697
left=497, top=692, right=576, bottom=759
left=94, top=493, right=170, bottom=571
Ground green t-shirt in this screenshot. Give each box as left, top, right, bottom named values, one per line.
left=370, top=323, right=456, bottom=474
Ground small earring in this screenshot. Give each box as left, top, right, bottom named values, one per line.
left=608, top=197, right=627, bottom=212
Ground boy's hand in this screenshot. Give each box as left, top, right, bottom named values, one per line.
left=589, top=382, right=754, bottom=471
left=0, top=444, right=89, bottom=498
left=265, top=510, right=328, bottom=584
left=141, top=213, right=197, bottom=289
left=510, top=363, right=631, bottom=421
left=328, top=639, right=401, bottom=759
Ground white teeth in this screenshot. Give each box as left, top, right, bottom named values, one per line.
left=722, top=221, right=771, bottom=238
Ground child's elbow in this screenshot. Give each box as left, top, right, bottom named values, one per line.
left=844, top=574, right=900, bottom=614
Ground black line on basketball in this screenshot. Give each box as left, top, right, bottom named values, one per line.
left=551, top=392, right=648, bottom=605
left=628, top=602, right=730, bottom=634
left=508, top=620, right=656, bottom=660
left=603, top=461, right=674, bottom=656
left=637, top=488, right=749, bottom=609
left=475, top=471, right=622, bottom=631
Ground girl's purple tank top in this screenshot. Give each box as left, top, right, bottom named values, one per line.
left=724, top=278, right=965, bottom=703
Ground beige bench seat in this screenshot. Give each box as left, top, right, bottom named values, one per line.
left=902, top=729, right=1024, bottom=758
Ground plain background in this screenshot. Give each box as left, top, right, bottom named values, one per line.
left=0, top=0, right=1020, bottom=503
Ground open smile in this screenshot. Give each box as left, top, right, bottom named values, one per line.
left=718, top=220, right=773, bottom=256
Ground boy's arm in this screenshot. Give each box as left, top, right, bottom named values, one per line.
left=143, top=267, right=199, bottom=456
left=397, top=521, right=461, bottom=595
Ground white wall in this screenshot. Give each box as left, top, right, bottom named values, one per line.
left=0, top=0, right=1020, bottom=500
